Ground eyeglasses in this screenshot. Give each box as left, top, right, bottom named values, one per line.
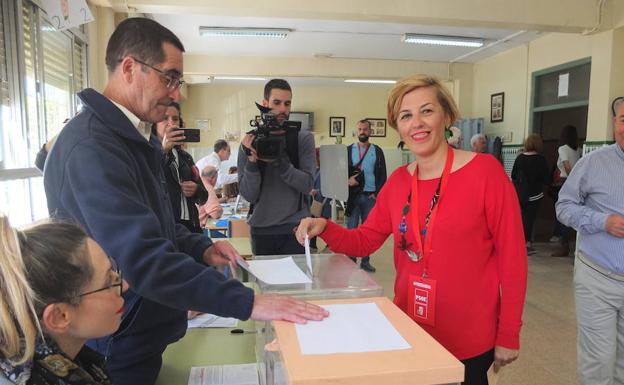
left=78, top=257, right=123, bottom=298
left=129, top=57, right=185, bottom=90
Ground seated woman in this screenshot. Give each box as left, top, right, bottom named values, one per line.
left=0, top=216, right=127, bottom=385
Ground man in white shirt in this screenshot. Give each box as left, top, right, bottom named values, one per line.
left=470, top=133, right=488, bottom=153
left=196, top=139, right=238, bottom=189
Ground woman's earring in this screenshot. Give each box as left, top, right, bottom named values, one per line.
left=444, top=126, right=452, bottom=140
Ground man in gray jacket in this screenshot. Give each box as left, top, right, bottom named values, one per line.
left=238, top=79, right=315, bottom=255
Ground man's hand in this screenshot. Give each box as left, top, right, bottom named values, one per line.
left=162, top=127, right=185, bottom=153
left=348, top=173, right=360, bottom=186
left=210, top=206, right=224, bottom=219
left=250, top=293, right=329, bottom=324
left=188, top=310, right=202, bottom=319
left=181, top=181, right=198, bottom=197
left=295, top=218, right=328, bottom=245
left=203, top=241, right=244, bottom=273
left=493, top=346, right=519, bottom=373
left=606, top=214, right=624, bottom=238
left=241, top=133, right=258, bottom=163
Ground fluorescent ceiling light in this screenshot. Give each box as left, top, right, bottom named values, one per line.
left=402, top=34, right=484, bottom=47
left=344, top=79, right=396, bottom=84
left=213, top=76, right=267, bottom=81
left=199, top=27, right=291, bottom=38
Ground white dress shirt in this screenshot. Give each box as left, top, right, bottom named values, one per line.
left=196, top=152, right=238, bottom=189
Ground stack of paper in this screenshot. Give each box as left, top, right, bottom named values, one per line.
left=188, top=363, right=258, bottom=385
left=187, top=313, right=238, bottom=329
left=295, top=303, right=411, bottom=355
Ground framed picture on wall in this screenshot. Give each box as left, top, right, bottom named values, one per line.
left=329, top=116, right=345, bottom=137
left=366, top=118, right=387, bottom=137
left=490, top=92, right=504, bottom=123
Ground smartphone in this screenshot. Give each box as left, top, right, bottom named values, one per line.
left=181, top=128, right=201, bottom=143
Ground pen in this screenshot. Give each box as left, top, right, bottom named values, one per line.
left=230, top=328, right=258, bottom=334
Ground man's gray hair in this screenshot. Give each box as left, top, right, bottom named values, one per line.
left=201, top=166, right=218, bottom=178
left=613, top=97, right=624, bottom=117
left=470, top=133, right=487, bottom=147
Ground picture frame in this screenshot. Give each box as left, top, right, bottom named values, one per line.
left=329, top=116, right=345, bottom=137
left=366, top=118, right=387, bottom=137
left=490, top=92, right=504, bottom=123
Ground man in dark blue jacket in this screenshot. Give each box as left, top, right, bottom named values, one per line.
left=44, top=18, right=327, bottom=385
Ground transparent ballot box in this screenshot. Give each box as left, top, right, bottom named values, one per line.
left=249, top=253, right=384, bottom=385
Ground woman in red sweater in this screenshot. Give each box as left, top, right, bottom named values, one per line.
left=296, top=75, right=527, bottom=385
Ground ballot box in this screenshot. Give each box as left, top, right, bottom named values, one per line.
left=271, top=297, right=464, bottom=385
left=248, top=253, right=383, bottom=385
left=250, top=253, right=382, bottom=299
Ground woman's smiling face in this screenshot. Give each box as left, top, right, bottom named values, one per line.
left=396, top=86, right=450, bottom=158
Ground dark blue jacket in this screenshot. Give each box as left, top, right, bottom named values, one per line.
left=44, top=89, right=254, bottom=365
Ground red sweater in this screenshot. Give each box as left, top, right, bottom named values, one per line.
left=321, top=154, right=527, bottom=360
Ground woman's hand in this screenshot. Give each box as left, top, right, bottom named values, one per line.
left=493, top=346, right=519, bottom=373
left=295, top=217, right=328, bottom=245
left=162, top=128, right=184, bottom=153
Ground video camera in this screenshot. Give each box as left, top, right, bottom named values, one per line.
left=246, top=102, right=301, bottom=160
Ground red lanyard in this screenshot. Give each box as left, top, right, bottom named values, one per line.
left=409, top=146, right=454, bottom=276
left=356, top=144, right=370, bottom=170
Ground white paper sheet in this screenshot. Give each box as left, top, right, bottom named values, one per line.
left=241, top=256, right=312, bottom=285
left=558, top=73, right=569, bottom=97
left=188, top=363, right=258, bottom=385
left=187, top=313, right=239, bottom=329
left=295, top=303, right=411, bottom=355
left=304, top=234, right=313, bottom=277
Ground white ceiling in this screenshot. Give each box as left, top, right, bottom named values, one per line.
left=150, top=13, right=543, bottom=84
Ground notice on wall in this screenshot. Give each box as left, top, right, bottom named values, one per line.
left=558, top=73, right=570, bottom=98
left=41, top=0, right=94, bottom=31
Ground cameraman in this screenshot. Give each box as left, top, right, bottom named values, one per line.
left=238, top=79, right=315, bottom=255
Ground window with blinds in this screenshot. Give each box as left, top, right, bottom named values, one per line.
left=0, top=1, right=7, bottom=171
left=0, top=0, right=89, bottom=225
left=0, top=1, right=8, bottom=109
left=41, top=19, right=73, bottom=139
left=73, top=38, right=86, bottom=92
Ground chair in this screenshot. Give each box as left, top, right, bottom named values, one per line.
left=228, top=219, right=250, bottom=238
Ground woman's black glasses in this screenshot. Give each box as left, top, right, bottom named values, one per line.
left=78, top=257, right=123, bottom=297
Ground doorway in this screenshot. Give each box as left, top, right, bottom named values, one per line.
left=531, top=107, right=587, bottom=241
left=529, top=58, right=590, bottom=242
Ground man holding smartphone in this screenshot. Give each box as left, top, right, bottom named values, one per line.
left=154, top=102, right=207, bottom=233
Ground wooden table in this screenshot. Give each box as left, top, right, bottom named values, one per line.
left=156, top=319, right=257, bottom=385
left=227, top=237, right=253, bottom=259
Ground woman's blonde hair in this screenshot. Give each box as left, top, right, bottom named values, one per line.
left=0, top=216, right=91, bottom=364
left=387, top=74, right=460, bottom=130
